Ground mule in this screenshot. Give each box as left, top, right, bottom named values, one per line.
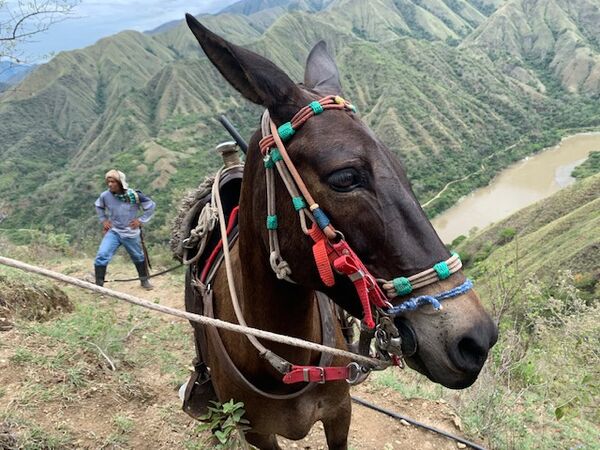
left=183, top=14, right=498, bottom=450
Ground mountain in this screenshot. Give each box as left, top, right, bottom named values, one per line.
left=1, top=0, right=599, bottom=243
left=222, top=0, right=334, bottom=14
left=463, top=0, right=600, bottom=95
left=0, top=62, right=36, bottom=85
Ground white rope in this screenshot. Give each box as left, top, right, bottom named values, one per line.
left=380, top=254, right=463, bottom=299
left=0, top=255, right=384, bottom=367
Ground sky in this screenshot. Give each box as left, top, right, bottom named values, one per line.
left=4, top=0, right=239, bottom=63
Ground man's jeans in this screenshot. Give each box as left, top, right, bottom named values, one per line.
left=94, top=230, right=144, bottom=266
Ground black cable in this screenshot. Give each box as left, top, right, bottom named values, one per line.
left=106, top=263, right=184, bottom=283
left=351, top=396, right=487, bottom=450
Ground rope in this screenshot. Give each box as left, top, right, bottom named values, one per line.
left=106, top=263, right=184, bottom=283
left=386, top=279, right=474, bottom=315
left=0, top=255, right=385, bottom=368
left=380, top=253, right=463, bottom=299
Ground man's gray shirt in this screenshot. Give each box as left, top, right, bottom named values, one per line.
left=95, top=190, right=156, bottom=238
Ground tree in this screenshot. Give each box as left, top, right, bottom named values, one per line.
left=0, top=0, right=78, bottom=63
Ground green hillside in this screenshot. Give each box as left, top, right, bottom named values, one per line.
left=456, top=173, right=599, bottom=283
left=447, top=175, right=600, bottom=449
left=1, top=0, right=600, bottom=244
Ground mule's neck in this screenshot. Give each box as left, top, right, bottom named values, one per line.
left=236, top=134, right=322, bottom=364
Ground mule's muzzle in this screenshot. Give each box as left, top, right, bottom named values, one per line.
left=450, top=319, right=498, bottom=371
left=398, top=309, right=498, bottom=389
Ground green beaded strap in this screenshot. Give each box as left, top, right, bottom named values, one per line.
left=309, top=101, right=323, bottom=114
left=433, top=261, right=451, bottom=280
left=271, top=148, right=283, bottom=162
left=277, top=122, right=295, bottom=141
left=393, top=277, right=413, bottom=296
left=266, top=215, right=278, bottom=230
left=263, top=155, right=275, bottom=169
left=292, top=196, right=307, bottom=211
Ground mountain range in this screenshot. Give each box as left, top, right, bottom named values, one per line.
left=1, top=0, right=599, bottom=242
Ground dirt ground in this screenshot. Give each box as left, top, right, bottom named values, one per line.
left=0, top=258, right=483, bottom=449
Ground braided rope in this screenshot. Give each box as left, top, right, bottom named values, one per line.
left=385, top=279, right=474, bottom=315
left=380, top=253, right=463, bottom=299
left=0, top=256, right=385, bottom=368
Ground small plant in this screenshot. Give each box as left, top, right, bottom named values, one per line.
left=196, top=400, right=251, bottom=449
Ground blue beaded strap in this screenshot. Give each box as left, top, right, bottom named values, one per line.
left=311, top=207, right=330, bottom=230
left=386, top=279, right=474, bottom=315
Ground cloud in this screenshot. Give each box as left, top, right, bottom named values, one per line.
left=4, top=0, right=239, bottom=61
left=73, top=0, right=230, bottom=30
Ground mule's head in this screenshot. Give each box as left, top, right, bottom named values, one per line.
left=186, top=15, right=497, bottom=389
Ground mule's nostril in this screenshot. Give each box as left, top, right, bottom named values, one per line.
left=450, top=335, right=489, bottom=374
left=458, top=337, right=487, bottom=367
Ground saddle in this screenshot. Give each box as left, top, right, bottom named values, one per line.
left=172, top=166, right=243, bottom=419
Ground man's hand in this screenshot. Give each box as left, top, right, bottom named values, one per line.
left=129, top=218, right=142, bottom=229
left=102, top=220, right=112, bottom=233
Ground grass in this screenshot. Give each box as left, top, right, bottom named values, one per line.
left=0, top=247, right=196, bottom=448
left=379, top=247, right=600, bottom=449
left=0, top=413, right=74, bottom=450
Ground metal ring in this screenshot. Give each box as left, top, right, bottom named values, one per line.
left=346, top=362, right=362, bottom=384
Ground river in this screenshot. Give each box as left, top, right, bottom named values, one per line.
left=431, top=132, right=600, bottom=243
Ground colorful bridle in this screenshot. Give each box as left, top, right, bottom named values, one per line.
left=258, top=95, right=473, bottom=331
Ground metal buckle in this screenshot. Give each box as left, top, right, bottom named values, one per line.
left=304, top=367, right=326, bottom=384
left=348, top=269, right=364, bottom=282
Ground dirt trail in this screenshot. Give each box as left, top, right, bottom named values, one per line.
left=0, top=258, right=482, bottom=449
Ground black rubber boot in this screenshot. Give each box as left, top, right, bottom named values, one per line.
left=134, top=261, right=153, bottom=290
left=94, top=265, right=107, bottom=287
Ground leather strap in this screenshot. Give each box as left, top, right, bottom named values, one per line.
left=283, top=365, right=350, bottom=384
left=200, top=278, right=338, bottom=399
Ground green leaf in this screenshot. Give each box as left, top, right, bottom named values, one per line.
left=555, top=400, right=574, bottom=420
left=215, top=430, right=228, bottom=444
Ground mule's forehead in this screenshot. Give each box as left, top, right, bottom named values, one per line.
left=294, top=110, right=382, bottom=163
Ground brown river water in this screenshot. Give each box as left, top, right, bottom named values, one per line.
left=431, top=133, right=600, bottom=243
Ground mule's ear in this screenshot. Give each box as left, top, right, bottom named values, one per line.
left=304, top=41, right=342, bottom=95
left=185, top=13, right=301, bottom=118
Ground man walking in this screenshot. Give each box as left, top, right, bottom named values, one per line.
left=94, top=169, right=156, bottom=290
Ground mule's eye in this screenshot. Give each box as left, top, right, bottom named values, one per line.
left=327, top=168, right=362, bottom=192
